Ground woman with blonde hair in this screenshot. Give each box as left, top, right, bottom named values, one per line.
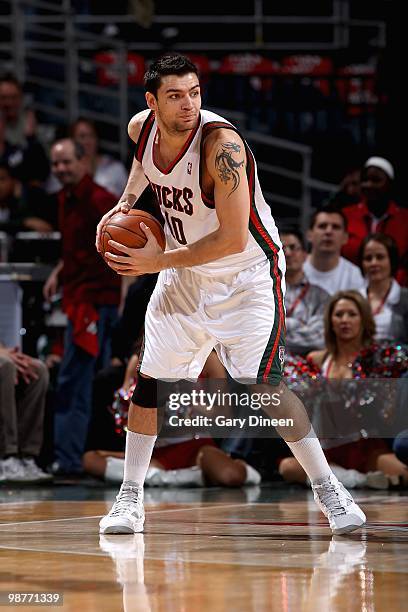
left=279, top=290, right=407, bottom=488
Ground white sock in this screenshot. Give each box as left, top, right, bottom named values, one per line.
left=286, top=427, right=332, bottom=483
left=123, top=431, right=157, bottom=485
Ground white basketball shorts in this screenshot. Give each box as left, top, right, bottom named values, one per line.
left=139, top=258, right=286, bottom=384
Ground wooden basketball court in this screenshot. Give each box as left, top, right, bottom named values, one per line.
left=0, top=485, right=407, bottom=611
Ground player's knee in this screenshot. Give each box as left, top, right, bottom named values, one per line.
left=131, top=374, right=157, bottom=408
left=252, top=380, right=285, bottom=407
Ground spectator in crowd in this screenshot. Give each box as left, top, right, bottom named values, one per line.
left=43, top=138, right=120, bottom=476
left=0, top=161, right=54, bottom=234
left=70, top=117, right=128, bottom=197
left=359, top=233, right=408, bottom=343
left=304, top=206, right=365, bottom=294
left=342, top=157, right=408, bottom=284
left=0, top=75, right=37, bottom=148
left=83, top=351, right=261, bottom=488
left=281, top=227, right=329, bottom=356
left=279, top=290, right=408, bottom=488
left=0, top=342, right=51, bottom=482
left=0, top=76, right=49, bottom=183
left=330, top=165, right=362, bottom=208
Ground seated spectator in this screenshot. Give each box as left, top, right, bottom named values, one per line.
left=304, top=206, right=365, bottom=294
left=0, top=342, right=51, bottom=483
left=359, top=233, right=408, bottom=342
left=0, top=162, right=53, bottom=234
left=342, top=157, right=408, bottom=284
left=70, top=117, right=128, bottom=197
left=0, top=76, right=49, bottom=184
left=279, top=290, right=408, bottom=488
left=83, top=352, right=261, bottom=488
left=281, top=227, right=329, bottom=355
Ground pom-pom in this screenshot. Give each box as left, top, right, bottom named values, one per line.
left=352, top=342, right=408, bottom=379
left=283, top=353, right=322, bottom=395
left=109, top=380, right=137, bottom=436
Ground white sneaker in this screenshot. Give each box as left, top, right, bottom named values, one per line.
left=1, top=457, right=31, bottom=482
left=145, top=466, right=204, bottom=487
left=312, top=474, right=366, bottom=535
left=21, top=458, right=53, bottom=483
left=99, top=482, right=145, bottom=534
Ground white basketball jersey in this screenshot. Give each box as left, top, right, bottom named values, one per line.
left=135, top=108, right=284, bottom=277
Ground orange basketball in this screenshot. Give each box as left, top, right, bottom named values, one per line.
left=101, top=209, right=166, bottom=259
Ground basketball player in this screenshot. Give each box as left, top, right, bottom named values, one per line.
left=96, top=54, right=366, bottom=535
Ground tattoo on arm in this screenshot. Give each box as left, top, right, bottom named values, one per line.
left=215, top=142, right=245, bottom=195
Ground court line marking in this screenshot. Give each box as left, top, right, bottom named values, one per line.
left=1, top=501, right=408, bottom=530
left=0, top=503, right=253, bottom=527
left=1, top=544, right=408, bottom=573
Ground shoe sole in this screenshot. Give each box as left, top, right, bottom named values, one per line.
left=99, top=523, right=144, bottom=535
left=332, top=519, right=366, bottom=535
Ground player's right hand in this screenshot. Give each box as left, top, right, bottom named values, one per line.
left=95, top=201, right=131, bottom=253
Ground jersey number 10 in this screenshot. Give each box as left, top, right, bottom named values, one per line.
left=164, top=211, right=187, bottom=245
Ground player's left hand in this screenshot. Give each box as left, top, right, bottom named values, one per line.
left=104, top=222, right=163, bottom=275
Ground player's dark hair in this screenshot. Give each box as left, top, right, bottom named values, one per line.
left=359, top=232, right=400, bottom=278
left=144, top=54, right=199, bottom=97
left=309, top=205, right=348, bottom=231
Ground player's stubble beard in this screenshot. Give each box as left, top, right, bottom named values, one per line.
left=156, top=105, right=199, bottom=137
